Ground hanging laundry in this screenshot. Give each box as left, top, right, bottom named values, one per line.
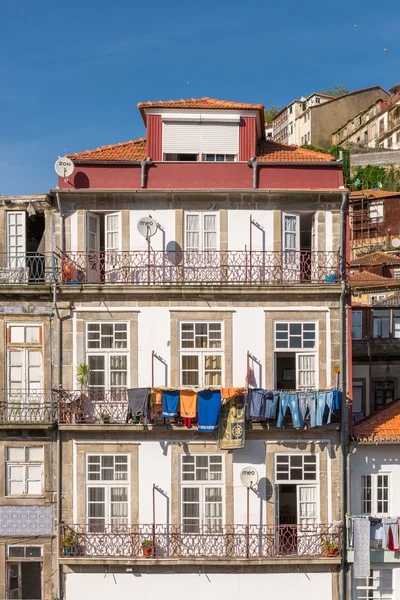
left=315, top=391, right=333, bottom=426
left=298, top=392, right=316, bottom=427
left=262, top=391, right=279, bottom=419
left=162, top=390, right=180, bottom=419
left=150, top=388, right=163, bottom=420
left=179, top=390, right=198, bottom=419
left=353, top=517, right=370, bottom=578
left=222, top=387, right=246, bottom=401
left=197, top=389, right=222, bottom=432
left=332, top=389, right=340, bottom=410
left=218, top=390, right=246, bottom=449
left=246, top=389, right=266, bottom=419
left=126, top=388, right=150, bottom=424
left=382, top=518, right=400, bottom=551
left=276, top=392, right=301, bottom=428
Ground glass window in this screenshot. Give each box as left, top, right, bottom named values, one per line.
left=356, top=569, right=393, bottom=600
left=180, top=455, right=223, bottom=532
left=86, top=322, right=128, bottom=392
left=275, top=454, right=317, bottom=482
left=275, top=322, right=316, bottom=349
left=373, top=310, right=390, bottom=338
left=374, top=381, right=394, bottom=411
left=6, top=446, right=44, bottom=496
left=86, top=323, right=127, bottom=349
left=393, top=310, right=400, bottom=338
left=352, top=310, right=363, bottom=339
left=180, top=322, right=223, bottom=387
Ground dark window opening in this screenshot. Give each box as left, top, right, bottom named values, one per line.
left=8, top=561, right=42, bottom=599
left=374, top=381, right=394, bottom=411
left=165, top=153, right=198, bottom=161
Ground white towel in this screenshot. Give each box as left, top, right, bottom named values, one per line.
left=354, top=517, right=370, bottom=578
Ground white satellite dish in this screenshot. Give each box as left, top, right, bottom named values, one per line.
left=377, top=181, right=383, bottom=189
left=392, top=238, right=400, bottom=248
left=55, top=157, right=75, bottom=178
left=137, top=217, right=157, bottom=241
left=240, top=466, right=259, bottom=488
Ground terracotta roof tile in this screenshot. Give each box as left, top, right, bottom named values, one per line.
left=67, top=138, right=146, bottom=162
left=350, top=251, right=400, bottom=267
left=138, top=97, right=265, bottom=124
left=353, top=400, right=400, bottom=442
left=256, top=140, right=335, bottom=162
left=350, top=270, right=400, bottom=291
left=350, top=189, right=400, bottom=200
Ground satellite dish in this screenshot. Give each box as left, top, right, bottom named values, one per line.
left=55, top=157, right=75, bottom=178
left=137, top=217, right=157, bottom=241
left=240, top=466, right=259, bottom=488
left=377, top=181, right=383, bottom=189
left=392, top=238, right=400, bottom=248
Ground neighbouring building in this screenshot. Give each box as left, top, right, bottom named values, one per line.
left=0, top=96, right=349, bottom=600
left=333, top=84, right=400, bottom=150
left=272, top=92, right=334, bottom=145
left=348, top=401, right=400, bottom=599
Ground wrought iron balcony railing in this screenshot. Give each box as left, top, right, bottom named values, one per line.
left=0, top=391, right=58, bottom=424
left=59, top=523, right=341, bottom=559
left=0, top=253, right=57, bottom=284
left=58, top=390, right=128, bottom=424
left=59, top=250, right=339, bottom=286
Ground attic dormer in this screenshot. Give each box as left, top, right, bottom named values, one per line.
left=138, top=97, right=265, bottom=162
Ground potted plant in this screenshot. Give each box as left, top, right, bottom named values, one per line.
left=75, top=363, right=90, bottom=422
left=61, top=529, right=77, bottom=556
left=141, top=539, right=154, bottom=558
left=322, top=538, right=339, bottom=557
left=100, top=411, right=110, bottom=424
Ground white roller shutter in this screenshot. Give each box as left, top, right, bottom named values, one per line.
left=201, top=122, right=239, bottom=154
left=163, top=121, right=201, bottom=154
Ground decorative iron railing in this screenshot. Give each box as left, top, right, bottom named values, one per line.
left=0, top=391, right=58, bottom=424
left=0, top=253, right=57, bottom=284
left=58, top=390, right=128, bottom=424
left=59, top=523, right=341, bottom=559
left=58, top=250, right=339, bottom=286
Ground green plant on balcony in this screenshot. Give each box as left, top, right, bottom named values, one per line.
left=75, top=363, right=90, bottom=422
left=61, top=529, right=77, bottom=556
left=100, top=411, right=110, bottom=424
left=141, top=539, right=154, bottom=557
left=322, top=538, right=339, bottom=557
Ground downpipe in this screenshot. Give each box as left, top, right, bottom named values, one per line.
left=339, top=191, right=350, bottom=600
left=141, top=157, right=153, bottom=188
left=247, top=158, right=258, bottom=189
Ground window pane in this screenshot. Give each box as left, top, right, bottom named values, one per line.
left=9, top=481, right=25, bottom=495
left=26, top=547, right=41, bottom=557
left=9, top=326, right=24, bottom=343
left=27, top=447, right=44, bottom=461
left=181, top=355, right=199, bottom=386
left=25, top=327, right=40, bottom=344
left=9, top=547, right=25, bottom=557
left=8, top=447, right=25, bottom=461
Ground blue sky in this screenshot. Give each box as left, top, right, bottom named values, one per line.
left=0, top=0, right=399, bottom=195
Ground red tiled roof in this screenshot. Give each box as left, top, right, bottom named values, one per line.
left=350, top=251, right=400, bottom=267
left=138, top=97, right=264, bottom=124
left=68, top=138, right=146, bottom=162
left=256, top=140, right=335, bottom=162
left=353, top=400, right=400, bottom=442
left=350, top=270, right=400, bottom=291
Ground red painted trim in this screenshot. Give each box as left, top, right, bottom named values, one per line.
left=147, top=115, right=162, bottom=161
left=239, top=117, right=257, bottom=161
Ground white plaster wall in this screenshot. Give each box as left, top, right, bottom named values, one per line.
left=138, top=441, right=171, bottom=524
left=227, top=210, right=274, bottom=251
left=232, top=309, right=265, bottom=387
left=66, top=571, right=332, bottom=600
left=137, top=307, right=171, bottom=388
left=129, top=209, right=176, bottom=252
left=350, top=445, right=400, bottom=515
left=232, top=440, right=267, bottom=525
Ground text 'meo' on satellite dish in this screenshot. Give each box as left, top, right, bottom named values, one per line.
left=240, top=466, right=259, bottom=488
left=54, top=157, right=75, bottom=178
left=137, top=217, right=157, bottom=240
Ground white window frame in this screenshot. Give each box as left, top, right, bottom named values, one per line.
left=6, top=323, right=43, bottom=394
left=7, top=545, right=43, bottom=600
left=85, top=322, right=129, bottom=391
left=274, top=321, right=318, bottom=350
left=275, top=453, right=319, bottom=484
left=184, top=211, right=219, bottom=252
left=361, top=473, right=390, bottom=516
left=179, top=321, right=224, bottom=388
left=179, top=454, right=225, bottom=529
left=274, top=321, right=318, bottom=389
left=352, top=310, right=363, bottom=339
left=205, top=154, right=236, bottom=162
left=355, top=568, right=393, bottom=600
left=372, top=310, right=390, bottom=339
left=85, top=453, right=130, bottom=528
left=6, top=446, right=44, bottom=497
left=393, top=269, right=400, bottom=280
left=369, top=201, right=384, bottom=223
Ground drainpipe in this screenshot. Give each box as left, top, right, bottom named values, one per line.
left=55, top=193, right=64, bottom=254
left=339, top=191, right=350, bottom=600
left=141, top=157, right=153, bottom=188
left=247, top=157, right=258, bottom=189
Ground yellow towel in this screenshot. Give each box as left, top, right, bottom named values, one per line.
left=179, top=390, right=198, bottom=418
left=150, top=388, right=163, bottom=418
left=221, top=387, right=246, bottom=400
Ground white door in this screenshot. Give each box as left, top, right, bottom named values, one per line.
left=282, top=213, right=300, bottom=281
left=296, top=354, right=316, bottom=389
left=105, top=212, right=121, bottom=282
left=180, top=484, right=224, bottom=556
left=86, top=213, right=101, bottom=283
left=297, top=485, right=318, bottom=555
left=7, top=348, right=43, bottom=422
left=6, top=211, right=26, bottom=279
left=184, top=213, right=218, bottom=282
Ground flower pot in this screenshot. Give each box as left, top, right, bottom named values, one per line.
left=63, top=547, right=74, bottom=556
left=142, top=546, right=153, bottom=558
left=102, top=417, right=110, bottom=424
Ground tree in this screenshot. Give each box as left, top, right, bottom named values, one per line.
left=264, top=105, right=282, bottom=124
left=319, top=84, right=349, bottom=97
left=301, top=142, right=351, bottom=185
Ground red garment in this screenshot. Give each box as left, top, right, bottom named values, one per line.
left=184, top=417, right=192, bottom=428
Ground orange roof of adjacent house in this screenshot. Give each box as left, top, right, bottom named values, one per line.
left=353, top=400, right=400, bottom=442
left=350, top=189, right=400, bottom=200
left=350, top=251, right=400, bottom=267
left=138, top=97, right=265, bottom=123
left=67, top=138, right=147, bottom=162
left=349, top=270, right=400, bottom=290
left=67, top=137, right=337, bottom=164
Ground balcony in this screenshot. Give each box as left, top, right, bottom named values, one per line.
left=347, top=517, right=400, bottom=563
left=0, top=391, right=57, bottom=425
left=59, top=523, right=341, bottom=561
left=0, top=253, right=56, bottom=284
left=59, top=250, right=339, bottom=286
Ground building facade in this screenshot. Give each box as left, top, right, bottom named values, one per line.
left=1, top=97, right=348, bottom=600
left=272, top=93, right=334, bottom=145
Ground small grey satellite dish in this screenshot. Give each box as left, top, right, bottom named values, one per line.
left=240, top=466, right=259, bottom=488
left=55, top=157, right=75, bottom=178
left=377, top=181, right=383, bottom=189
left=137, top=217, right=157, bottom=241
left=392, top=238, right=400, bottom=248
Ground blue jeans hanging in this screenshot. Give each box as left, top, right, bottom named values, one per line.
left=277, top=392, right=301, bottom=428
left=263, top=391, right=279, bottom=419
left=298, top=392, right=316, bottom=427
